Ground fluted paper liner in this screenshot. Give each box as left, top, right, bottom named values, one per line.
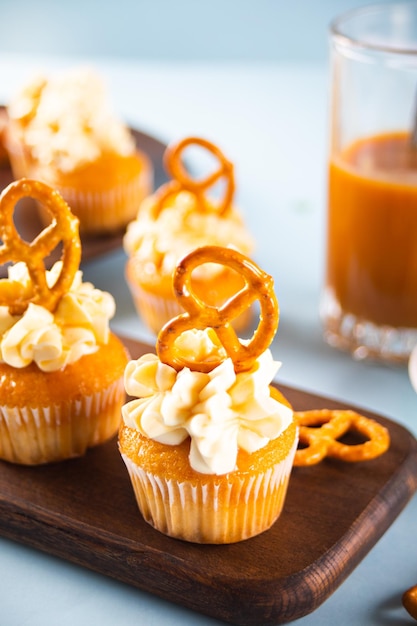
left=0, top=377, right=125, bottom=465
left=121, top=437, right=298, bottom=544
left=37, top=164, right=153, bottom=235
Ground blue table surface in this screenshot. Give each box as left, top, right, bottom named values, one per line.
left=0, top=51, right=415, bottom=626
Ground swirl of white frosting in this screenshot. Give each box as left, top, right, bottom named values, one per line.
left=123, top=191, right=255, bottom=280
left=9, top=67, right=135, bottom=172
left=0, top=261, right=115, bottom=371
left=122, top=329, right=293, bottom=475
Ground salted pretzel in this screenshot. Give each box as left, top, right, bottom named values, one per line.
left=156, top=245, right=278, bottom=373
left=151, top=137, right=235, bottom=219
left=293, top=409, right=390, bottom=466
left=0, top=178, right=81, bottom=316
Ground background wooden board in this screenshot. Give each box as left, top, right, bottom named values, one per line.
left=0, top=111, right=168, bottom=275
left=0, top=335, right=416, bottom=626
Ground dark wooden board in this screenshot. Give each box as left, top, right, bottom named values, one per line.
left=0, top=109, right=168, bottom=276
left=0, top=335, right=416, bottom=625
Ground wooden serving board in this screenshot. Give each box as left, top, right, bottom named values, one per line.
left=0, top=336, right=416, bottom=626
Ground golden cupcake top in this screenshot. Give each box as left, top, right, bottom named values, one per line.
left=7, top=67, right=136, bottom=173
left=0, top=179, right=116, bottom=371
left=122, top=245, right=292, bottom=474
left=123, top=137, right=255, bottom=278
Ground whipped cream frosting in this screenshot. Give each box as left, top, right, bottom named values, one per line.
left=8, top=67, right=135, bottom=172
left=0, top=261, right=115, bottom=371
left=123, top=191, right=255, bottom=279
left=122, top=329, right=293, bottom=475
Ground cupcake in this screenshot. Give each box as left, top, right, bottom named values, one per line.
left=0, top=178, right=129, bottom=465
left=2, top=75, right=45, bottom=179
left=4, top=67, right=153, bottom=235
left=123, top=136, right=255, bottom=335
left=119, top=245, right=298, bottom=544
left=0, top=106, right=11, bottom=167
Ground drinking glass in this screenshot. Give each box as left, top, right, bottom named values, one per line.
left=321, top=1, right=417, bottom=363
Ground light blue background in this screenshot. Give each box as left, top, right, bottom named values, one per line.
left=0, top=3, right=416, bottom=626
left=0, top=0, right=396, bottom=62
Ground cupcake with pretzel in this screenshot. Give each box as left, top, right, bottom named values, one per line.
left=0, top=178, right=129, bottom=465
left=119, top=245, right=297, bottom=544
left=123, top=137, right=255, bottom=335
left=4, top=67, right=153, bottom=235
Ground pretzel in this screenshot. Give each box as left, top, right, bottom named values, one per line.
left=156, top=245, right=278, bottom=373
left=293, top=409, right=390, bottom=466
left=403, top=584, right=417, bottom=620
left=0, top=178, right=81, bottom=316
left=151, top=137, right=235, bottom=219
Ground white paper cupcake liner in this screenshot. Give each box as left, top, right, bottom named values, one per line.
left=126, top=279, right=182, bottom=334
left=0, top=377, right=125, bottom=465
left=121, top=436, right=297, bottom=544
left=3, top=131, right=35, bottom=179
left=37, top=161, right=153, bottom=235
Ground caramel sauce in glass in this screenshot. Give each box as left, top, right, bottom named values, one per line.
left=327, top=131, right=417, bottom=328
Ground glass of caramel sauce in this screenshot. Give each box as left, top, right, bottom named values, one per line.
left=321, top=2, right=417, bottom=363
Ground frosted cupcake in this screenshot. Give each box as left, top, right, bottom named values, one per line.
left=123, top=137, right=255, bottom=334
left=0, top=178, right=129, bottom=465
left=0, top=106, right=10, bottom=167
left=4, top=68, right=153, bottom=235
left=119, top=245, right=297, bottom=544
left=3, top=75, right=44, bottom=179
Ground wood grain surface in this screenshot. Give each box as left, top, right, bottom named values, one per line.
left=0, top=336, right=416, bottom=625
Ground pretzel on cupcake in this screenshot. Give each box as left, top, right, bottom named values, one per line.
left=156, top=245, right=278, bottom=373
left=151, top=137, right=235, bottom=219
left=0, top=178, right=81, bottom=316
left=157, top=244, right=390, bottom=465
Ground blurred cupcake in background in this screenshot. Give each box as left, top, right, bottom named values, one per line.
left=0, top=106, right=11, bottom=167
left=0, top=178, right=130, bottom=465
left=4, top=67, right=153, bottom=235
left=123, top=136, right=255, bottom=335
left=3, top=75, right=44, bottom=178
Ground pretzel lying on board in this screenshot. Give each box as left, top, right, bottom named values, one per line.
left=293, top=409, right=390, bottom=466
